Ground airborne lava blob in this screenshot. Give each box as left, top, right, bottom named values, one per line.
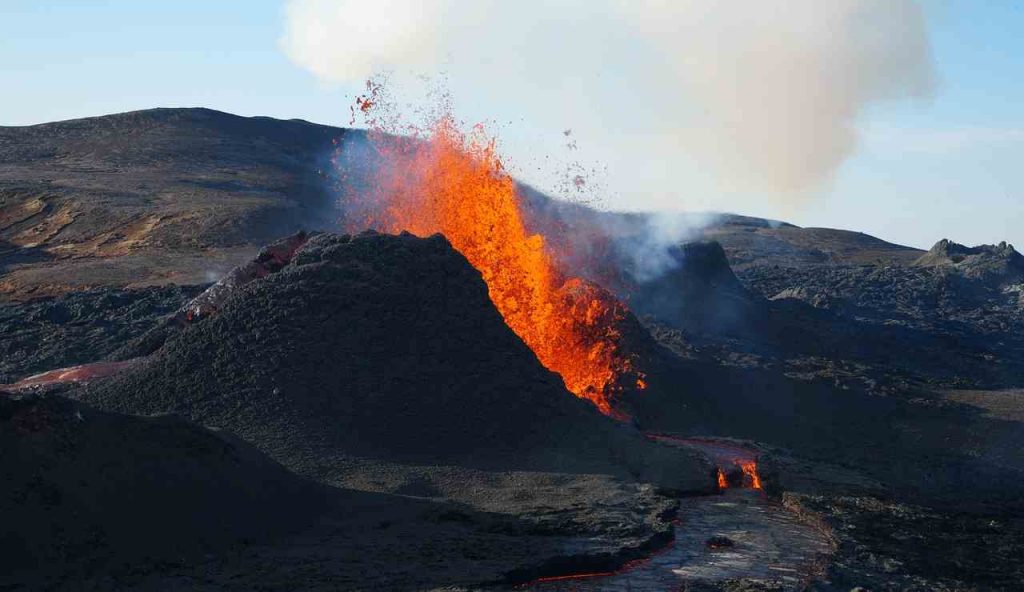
left=338, top=86, right=643, bottom=416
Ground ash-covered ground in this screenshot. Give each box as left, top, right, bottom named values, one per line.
left=3, top=109, right=1024, bottom=590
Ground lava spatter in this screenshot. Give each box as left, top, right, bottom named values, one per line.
left=339, top=82, right=644, bottom=416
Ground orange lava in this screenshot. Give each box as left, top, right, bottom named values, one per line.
left=342, top=92, right=643, bottom=416
left=739, top=460, right=763, bottom=489
left=716, top=461, right=762, bottom=490
left=646, top=434, right=764, bottom=490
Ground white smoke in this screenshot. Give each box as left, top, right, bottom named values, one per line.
left=280, top=0, right=454, bottom=83
left=281, top=0, right=934, bottom=201
left=621, top=0, right=934, bottom=192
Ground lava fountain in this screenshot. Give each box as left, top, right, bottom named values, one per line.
left=336, top=83, right=644, bottom=417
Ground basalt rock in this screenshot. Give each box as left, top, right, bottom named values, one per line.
left=0, top=285, right=198, bottom=383
left=914, top=238, right=1024, bottom=282
left=76, top=231, right=713, bottom=493
left=108, top=231, right=313, bottom=360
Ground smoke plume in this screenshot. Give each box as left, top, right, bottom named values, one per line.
left=281, top=0, right=934, bottom=202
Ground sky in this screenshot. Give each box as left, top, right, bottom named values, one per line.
left=1, top=1, right=1022, bottom=250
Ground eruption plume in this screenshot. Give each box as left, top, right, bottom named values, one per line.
left=282, top=0, right=934, bottom=204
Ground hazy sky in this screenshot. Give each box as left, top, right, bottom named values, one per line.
left=2, top=1, right=1022, bottom=250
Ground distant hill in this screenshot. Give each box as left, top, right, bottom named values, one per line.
left=702, top=215, right=924, bottom=270
left=2, top=108, right=936, bottom=300
left=0, top=108, right=345, bottom=298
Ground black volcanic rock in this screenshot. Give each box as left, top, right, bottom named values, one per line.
left=107, top=231, right=314, bottom=361
left=0, top=285, right=198, bottom=383
left=0, top=393, right=324, bottom=583
left=914, top=238, right=1024, bottom=281
left=76, top=231, right=712, bottom=492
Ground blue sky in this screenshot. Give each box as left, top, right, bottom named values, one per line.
left=2, top=1, right=1022, bottom=250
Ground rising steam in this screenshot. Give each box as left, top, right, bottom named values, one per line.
left=281, top=0, right=934, bottom=200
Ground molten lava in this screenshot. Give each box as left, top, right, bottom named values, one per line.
left=717, top=460, right=763, bottom=490
left=647, top=434, right=763, bottom=490
left=341, top=92, right=643, bottom=416
left=738, top=460, right=763, bottom=490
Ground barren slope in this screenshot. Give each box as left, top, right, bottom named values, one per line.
left=0, top=108, right=345, bottom=298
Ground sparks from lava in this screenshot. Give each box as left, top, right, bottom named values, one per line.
left=338, top=79, right=645, bottom=417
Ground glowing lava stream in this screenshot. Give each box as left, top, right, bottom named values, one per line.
left=646, top=434, right=763, bottom=490
left=340, top=98, right=644, bottom=417
left=518, top=440, right=778, bottom=589
left=737, top=460, right=763, bottom=490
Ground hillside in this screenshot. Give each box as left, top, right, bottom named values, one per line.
left=2, top=108, right=923, bottom=300
left=0, top=108, right=343, bottom=298
left=703, top=214, right=925, bottom=269
left=3, top=108, right=1024, bottom=590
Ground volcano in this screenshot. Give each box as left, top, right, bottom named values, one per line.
left=336, top=112, right=648, bottom=416
left=75, top=230, right=711, bottom=490
left=4, top=108, right=1024, bottom=590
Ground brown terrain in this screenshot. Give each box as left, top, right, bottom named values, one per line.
left=2, top=108, right=1023, bottom=591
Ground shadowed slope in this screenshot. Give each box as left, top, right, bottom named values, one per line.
left=0, top=393, right=325, bottom=583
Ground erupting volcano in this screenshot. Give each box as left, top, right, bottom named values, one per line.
left=338, top=87, right=644, bottom=416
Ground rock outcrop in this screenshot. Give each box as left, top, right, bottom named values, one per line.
left=624, top=240, right=764, bottom=336
left=914, top=238, right=1024, bottom=281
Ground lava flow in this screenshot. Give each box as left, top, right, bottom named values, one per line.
left=339, top=84, right=644, bottom=417
left=714, top=458, right=763, bottom=490
left=648, top=434, right=763, bottom=490
left=737, top=460, right=763, bottom=490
